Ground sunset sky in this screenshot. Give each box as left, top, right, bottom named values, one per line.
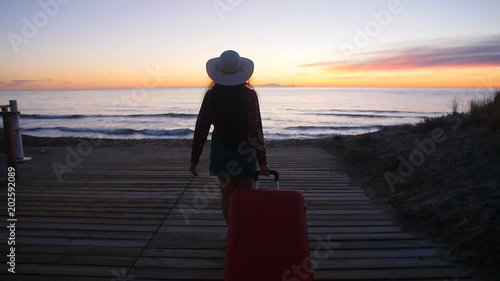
left=1, top=0, right=499, bottom=90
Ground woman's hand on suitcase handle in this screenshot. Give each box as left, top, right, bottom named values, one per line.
left=189, top=162, right=199, bottom=176
left=259, top=164, right=271, bottom=177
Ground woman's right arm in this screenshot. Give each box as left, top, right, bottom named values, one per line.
left=191, top=92, right=211, bottom=166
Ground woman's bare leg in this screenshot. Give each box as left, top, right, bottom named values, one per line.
left=220, top=189, right=232, bottom=225
left=219, top=176, right=235, bottom=225
left=219, top=177, right=254, bottom=225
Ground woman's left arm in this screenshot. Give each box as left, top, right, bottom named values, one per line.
left=247, top=90, right=267, bottom=166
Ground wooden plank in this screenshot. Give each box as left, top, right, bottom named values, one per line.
left=127, top=267, right=472, bottom=280
left=16, top=207, right=174, bottom=214
left=14, top=264, right=132, bottom=277
left=161, top=219, right=396, bottom=227
left=136, top=239, right=432, bottom=250
left=5, top=277, right=473, bottom=281
left=17, top=222, right=159, bottom=232
left=308, top=226, right=402, bottom=234
left=0, top=276, right=112, bottom=281
left=166, top=213, right=390, bottom=221
left=135, top=257, right=224, bottom=268
left=132, top=257, right=451, bottom=269
left=16, top=245, right=143, bottom=256
left=16, top=230, right=154, bottom=240
left=19, top=216, right=163, bottom=225
left=12, top=253, right=136, bottom=267
left=172, top=203, right=379, bottom=211
left=142, top=248, right=225, bottom=259
left=153, top=232, right=422, bottom=241
left=15, top=202, right=177, bottom=209
left=15, top=210, right=167, bottom=219
left=168, top=209, right=386, bottom=215
left=128, top=267, right=224, bottom=280
left=16, top=198, right=175, bottom=204
left=157, top=225, right=402, bottom=234
left=317, top=258, right=452, bottom=269
left=313, top=268, right=472, bottom=280
left=141, top=248, right=441, bottom=259
left=17, top=237, right=148, bottom=248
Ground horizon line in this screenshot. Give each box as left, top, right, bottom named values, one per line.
left=1, top=85, right=499, bottom=92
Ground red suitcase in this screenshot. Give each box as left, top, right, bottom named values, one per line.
left=224, top=171, right=313, bottom=281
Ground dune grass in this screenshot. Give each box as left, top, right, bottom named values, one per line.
left=326, top=89, right=500, bottom=280
left=467, top=90, right=500, bottom=129
left=421, top=90, right=500, bottom=132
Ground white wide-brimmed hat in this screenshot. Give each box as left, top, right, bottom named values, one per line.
left=206, top=50, right=254, bottom=86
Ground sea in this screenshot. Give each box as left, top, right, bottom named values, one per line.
left=0, top=87, right=492, bottom=140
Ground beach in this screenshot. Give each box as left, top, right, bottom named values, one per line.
left=0, top=130, right=494, bottom=280
left=2, top=0, right=500, bottom=279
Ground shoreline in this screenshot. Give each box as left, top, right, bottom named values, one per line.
left=17, top=133, right=333, bottom=148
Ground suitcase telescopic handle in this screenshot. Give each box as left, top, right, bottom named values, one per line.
left=253, top=170, right=280, bottom=190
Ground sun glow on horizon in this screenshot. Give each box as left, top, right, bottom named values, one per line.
left=1, top=0, right=499, bottom=91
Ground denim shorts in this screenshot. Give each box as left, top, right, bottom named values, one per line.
left=209, top=134, right=257, bottom=178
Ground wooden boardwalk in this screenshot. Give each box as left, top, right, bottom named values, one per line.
left=0, top=143, right=476, bottom=280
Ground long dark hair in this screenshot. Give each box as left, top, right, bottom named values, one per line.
left=206, top=82, right=253, bottom=148
left=207, top=81, right=254, bottom=90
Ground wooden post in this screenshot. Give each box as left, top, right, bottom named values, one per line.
left=1, top=107, right=19, bottom=178
left=9, top=100, right=27, bottom=161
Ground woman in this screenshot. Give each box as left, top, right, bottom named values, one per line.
left=189, top=50, right=271, bottom=224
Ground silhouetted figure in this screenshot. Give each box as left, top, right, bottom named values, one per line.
left=190, top=50, right=271, bottom=224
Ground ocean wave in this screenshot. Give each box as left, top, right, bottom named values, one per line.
left=285, top=125, right=383, bottom=131
left=22, top=113, right=197, bottom=120
left=266, top=132, right=335, bottom=139
left=24, top=127, right=194, bottom=137
left=294, top=108, right=446, bottom=115
left=302, top=113, right=429, bottom=118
